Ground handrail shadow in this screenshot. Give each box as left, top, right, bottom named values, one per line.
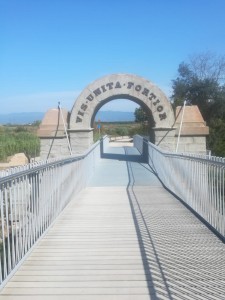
left=100, top=139, right=169, bottom=298
left=123, top=146, right=173, bottom=299
left=101, top=152, right=145, bottom=162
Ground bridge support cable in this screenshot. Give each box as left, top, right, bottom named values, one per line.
left=58, top=102, right=73, bottom=156
left=176, top=100, right=186, bottom=153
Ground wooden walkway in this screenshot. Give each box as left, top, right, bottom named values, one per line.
left=0, top=144, right=225, bottom=299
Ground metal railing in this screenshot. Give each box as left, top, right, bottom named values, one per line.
left=134, top=135, right=225, bottom=240
left=0, top=138, right=103, bottom=286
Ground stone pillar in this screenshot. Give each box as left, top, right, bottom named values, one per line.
left=69, top=128, right=94, bottom=155
left=153, top=128, right=177, bottom=152
left=174, top=105, right=209, bottom=154
left=39, top=137, right=70, bottom=159
left=37, top=108, right=71, bottom=159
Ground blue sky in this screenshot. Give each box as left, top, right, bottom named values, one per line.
left=1, top=0, right=225, bottom=114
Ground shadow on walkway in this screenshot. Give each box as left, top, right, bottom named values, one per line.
left=100, top=141, right=167, bottom=298
left=125, top=154, right=173, bottom=300
left=100, top=138, right=149, bottom=163
left=101, top=152, right=145, bottom=162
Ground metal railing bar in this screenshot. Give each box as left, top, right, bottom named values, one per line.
left=0, top=137, right=104, bottom=287
left=0, top=136, right=106, bottom=184
left=133, top=135, right=225, bottom=241
left=142, top=138, right=225, bottom=167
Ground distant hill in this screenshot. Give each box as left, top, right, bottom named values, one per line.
left=0, top=111, right=135, bottom=125
left=0, top=112, right=44, bottom=125
left=95, top=111, right=135, bottom=122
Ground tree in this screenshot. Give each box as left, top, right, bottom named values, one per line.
left=32, top=120, right=41, bottom=126
left=208, top=118, right=225, bottom=157
left=171, top=52, right=225, bottom=156
left=189, top=52, right=225, bottom=83
left=134, top=107, right=148, bottom=123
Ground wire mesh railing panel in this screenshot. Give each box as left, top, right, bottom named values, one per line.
left=0, top=138, right=103, bottom=286
left=134, top=135, right=225, bottom=240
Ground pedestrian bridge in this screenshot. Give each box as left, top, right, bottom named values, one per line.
left=0, top=135, right=225, bottom=300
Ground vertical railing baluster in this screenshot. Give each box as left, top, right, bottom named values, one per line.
left=133, top=135, right=225, bottom=240
left=4, top=184, right=11, bottom=275
left=1, top=185, right=7, bottom=279
left=15, top=179, right=20, bottom=263
left=8, top=181, right=15, bottom=270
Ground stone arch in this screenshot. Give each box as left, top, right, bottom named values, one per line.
left=89, top=96, right=155, bottom=129
left=69, top=73, right=176, bottom=154
left=38, top=74, right=209, bottom=158
left=70, top=73, right=175, bottom=129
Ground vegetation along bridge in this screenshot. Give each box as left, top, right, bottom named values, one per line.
left=0, top=135, right=225, bottom=300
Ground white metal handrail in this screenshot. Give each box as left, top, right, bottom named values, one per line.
left=134, top=135, right=225, bottom=240
left=0, top=137, right=104, bottom=286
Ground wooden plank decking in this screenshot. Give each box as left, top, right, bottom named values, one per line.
left=0, top=145, right=225, bottom=300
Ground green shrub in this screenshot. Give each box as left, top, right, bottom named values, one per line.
left=0, top=129, right=40, bottom=162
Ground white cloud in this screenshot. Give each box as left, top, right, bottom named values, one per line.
left=2, top=90, right=81, bottom=113
left=100, top=99, right=139, bottom=112
left=2, top=91, right=140, bottom=114
left=1, top=84, right=173, bottom=114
